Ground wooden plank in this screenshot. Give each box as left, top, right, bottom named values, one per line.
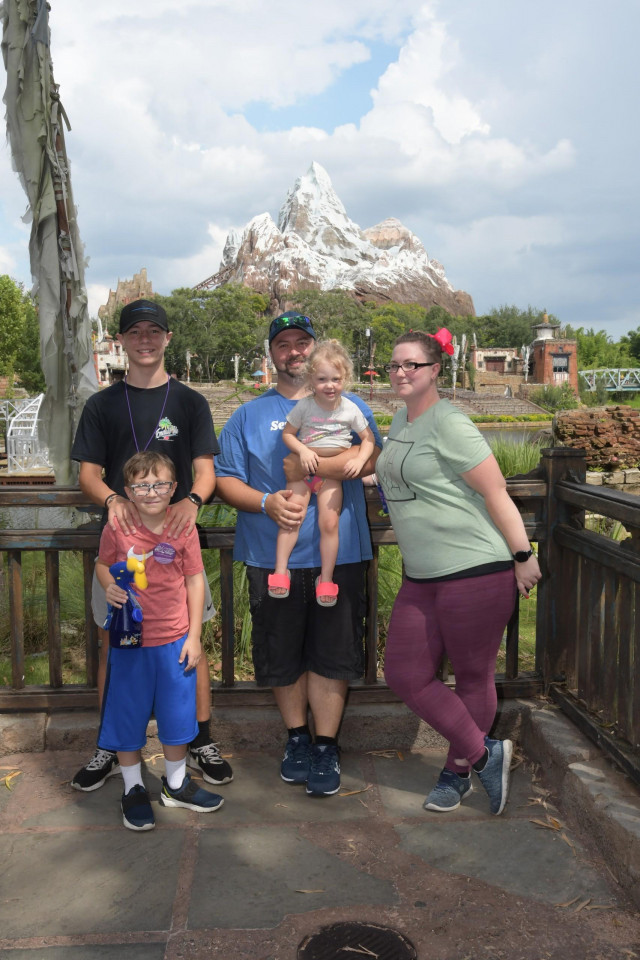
left=83, top=550, right=99, bottom=686
left=633, top=581, right=640, bottom=748
left=45, top=551, right=62, bottom=688
left=576, top=555, right=591, bottom=703
left=365, top=548, right=380, bottom=684
left=219, top=548, right=235, bottom=687
left=555, top=525, right=640, bottom=581
left=8, top=550, right=24, bottom=689
left=556, top=480, right=640, bottom=527
left=601, top=567, right=618, bottom=729
left=616, top=577, right=633, bottom=742
left=587, top=556, right=605, bottom=714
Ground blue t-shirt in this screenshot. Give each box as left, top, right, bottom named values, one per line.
left=216, top=389, right=382, bottom=568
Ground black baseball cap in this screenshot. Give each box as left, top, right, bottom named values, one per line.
left=119, top=299, right=168, bottom=334
left=268, top=311, right=317, bottom=345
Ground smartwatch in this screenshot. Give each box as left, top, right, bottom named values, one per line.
left=512, top=548, right=533, bottom=563
left=187, top=492, right=203, bottom=507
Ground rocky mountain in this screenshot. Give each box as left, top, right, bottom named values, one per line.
left=204, top=162, right=474, bottom=316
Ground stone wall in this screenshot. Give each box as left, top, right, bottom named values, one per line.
left=554, top=406, right=640, bottom=469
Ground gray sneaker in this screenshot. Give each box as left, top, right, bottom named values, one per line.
left=424, top=768, right=473, bottom=812
left=475, top=737, right=513, bottom=815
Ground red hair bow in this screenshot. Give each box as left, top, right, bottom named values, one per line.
left=428, top=328, right=455, bottom=356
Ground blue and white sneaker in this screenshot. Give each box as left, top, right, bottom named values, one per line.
left=160, top=774, right=224, bottom=813
left=424, top=768, right=473, bottom=812
left=121, top=784, right=155, bottom=832
left=280, top=733, right=312, bottom=784
left=306, top=743, right=341, bottom=796
left=475, top=737, right=513, bottom=816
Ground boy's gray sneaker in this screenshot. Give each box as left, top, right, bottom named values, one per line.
left=280, top=733, right=312, bottom=784
left=476, top=737, right=513, bottom=815
left=424, top=768, right=473, bottom=811
left=71, top=748, right=120, bottom=792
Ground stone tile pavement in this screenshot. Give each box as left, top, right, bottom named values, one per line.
left=1, top=702, right=640, bottom=959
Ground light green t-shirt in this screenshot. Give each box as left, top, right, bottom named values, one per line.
left=376, top=400, right=511, bottom=578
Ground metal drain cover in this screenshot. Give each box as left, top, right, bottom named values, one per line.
left=297, top=921, right=417, bottom=959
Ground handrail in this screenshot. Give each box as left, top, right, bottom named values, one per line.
left=0, top=481, right=547, bottom=711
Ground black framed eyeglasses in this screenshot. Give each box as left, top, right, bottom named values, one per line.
left=384, top=361, right=437, bottom=374
left=128, top=481, right=175, bottom=498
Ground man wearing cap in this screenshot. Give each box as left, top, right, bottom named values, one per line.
left=215, top=311, right=381, bottom=796
left=69, top=299, right=233, bottom=792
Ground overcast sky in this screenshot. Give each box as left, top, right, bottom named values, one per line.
left=1, top=0, right=638, bottom=339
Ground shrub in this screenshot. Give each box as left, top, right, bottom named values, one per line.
left=529, top=383, right=579, bottom=412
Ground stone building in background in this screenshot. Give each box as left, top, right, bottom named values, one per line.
left=94, top=269, right=155, bottom=384
left=97, top=268, right=154, bottom=323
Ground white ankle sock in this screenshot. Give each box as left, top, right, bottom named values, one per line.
left=121, top=762, right=143, bottom=794
left=165, top=758, right=186, bottom=790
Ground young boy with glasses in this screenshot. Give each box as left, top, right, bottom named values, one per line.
left=96, top=450, right=224, bottom=831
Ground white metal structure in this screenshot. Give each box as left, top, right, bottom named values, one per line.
left=5, top=394, right=52, bottom=474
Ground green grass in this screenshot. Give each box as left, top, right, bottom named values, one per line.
left=488, top=437, right=544, bottom=477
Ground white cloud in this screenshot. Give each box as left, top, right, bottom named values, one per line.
left=1, top=0, right=638, bottom=339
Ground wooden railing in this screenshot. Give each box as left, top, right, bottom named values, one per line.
left=2, top=449, right=640, bottom=783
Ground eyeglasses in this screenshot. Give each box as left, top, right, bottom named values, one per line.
left=384, top=361, right=437, bottom=374
left=128, top=481, right=175, bottom=498
left=269, top=315, right=313, bottom=333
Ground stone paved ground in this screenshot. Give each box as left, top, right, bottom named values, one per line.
left=2, top=704, right=640, bottom=960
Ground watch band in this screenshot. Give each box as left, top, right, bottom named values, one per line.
left=512, top=548, right=533, bottom=563
left=187, top=492, right=203, bottom=507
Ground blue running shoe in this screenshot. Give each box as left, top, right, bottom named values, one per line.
left=280, top=733, right=312, bottom=784
left=121, top=784, right=155, bottom=831
left=476, top=737, right=513, bottom=815
left=424, top=768, right=473, bottom=812
left=306, top=743, right=341, bottom=797
left=160, top=774, right=224, bottom=813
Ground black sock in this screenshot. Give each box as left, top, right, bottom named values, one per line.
left=315, top=735, right=337, bottom=747
left=472, top=748, right=489, bottom=772
left=288, top=725, right=311, bottom=739
left=190, top=720, right=211, bottom=748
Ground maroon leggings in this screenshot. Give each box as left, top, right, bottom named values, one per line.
left=384, top=569, right=516, bottom=773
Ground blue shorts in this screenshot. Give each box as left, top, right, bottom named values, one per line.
left=98, top=635, right=198, bottom=752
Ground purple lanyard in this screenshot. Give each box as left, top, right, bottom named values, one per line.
left=124, top=375, right=171, bottom=452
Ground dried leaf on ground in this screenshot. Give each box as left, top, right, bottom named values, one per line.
left=574, top=898, right=592, bottom=912
left=2, top=770, right=21, bottom=790
left=295, top=889, right=325, bottom=894
left=341, top=946, right=378, bottom=956
left=339, top=784, right=373, bottom=797
left=556, top=896, right=581, bottom=908
left=560, top=832, right=577, bottom=854
left=366, top=749, right=403, bottom=761
left=585, top=903, right=614, bottom=911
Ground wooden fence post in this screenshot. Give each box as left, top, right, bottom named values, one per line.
left=538, top=446, right=586, bottom=688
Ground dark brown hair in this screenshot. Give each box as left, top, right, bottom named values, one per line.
left=123, top=451, right=176, bottom=486
left=393, top=330, right=442, bottom=364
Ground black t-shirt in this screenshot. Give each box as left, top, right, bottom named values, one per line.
left=71, top=378, right=219, bottom=504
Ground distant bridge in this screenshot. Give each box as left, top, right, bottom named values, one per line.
left=578, top=369, right=640, bottom=391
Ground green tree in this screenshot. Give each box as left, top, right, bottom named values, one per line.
left=0, top=276, right=45, bottom=394
left=159, top=285, right=269, bottom=381
left=564, top=325, right=630, bottom=369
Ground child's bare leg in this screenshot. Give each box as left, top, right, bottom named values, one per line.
left=316, top=479, right=343, bottom=587
left=273, top=482, right=310, bottom=595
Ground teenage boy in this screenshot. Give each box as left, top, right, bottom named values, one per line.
left=70, top=299, right=232, bottom=791
left=215, top=312, right=381, bottom=797
left=98, top=451, right=223, bottom=830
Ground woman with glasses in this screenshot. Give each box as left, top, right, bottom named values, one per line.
left=376, top=328, right=541, bottom=816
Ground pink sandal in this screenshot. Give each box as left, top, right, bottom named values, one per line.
left=268, top=571, right=290, bottom=599
left=315, top=577, right=339, bottom=607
